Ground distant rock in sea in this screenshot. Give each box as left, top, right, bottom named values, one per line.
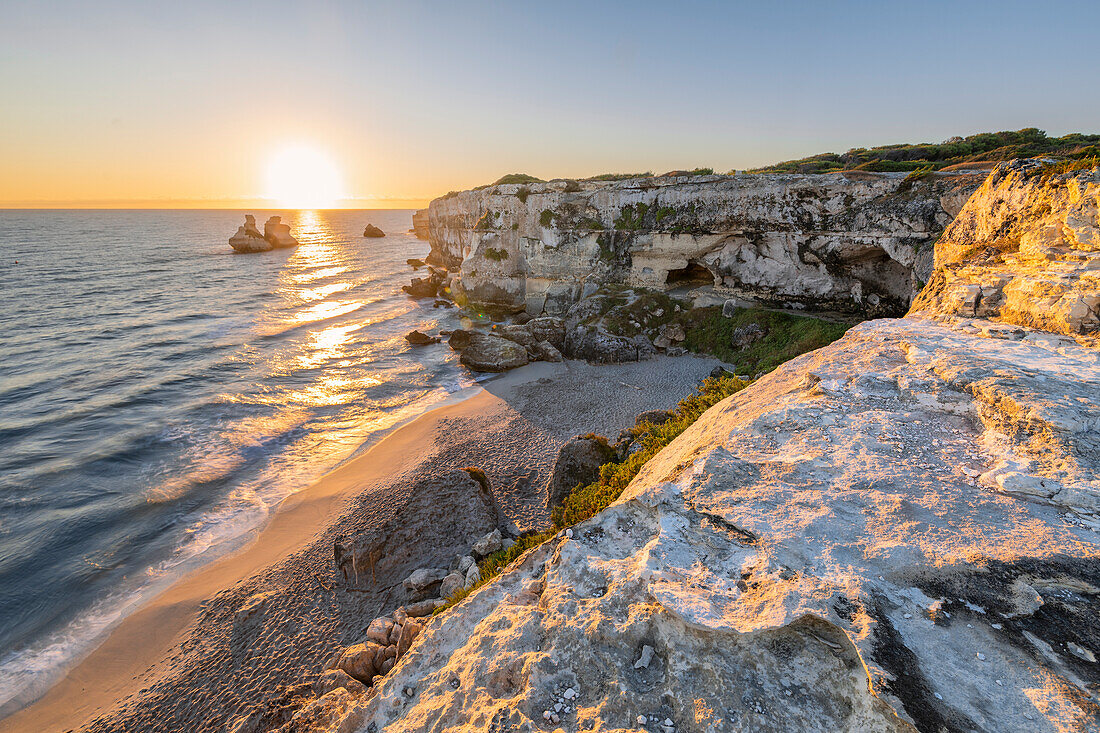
left=228, top=215, right=299, bottom=253
left=363, top=224, right=386, bottom=238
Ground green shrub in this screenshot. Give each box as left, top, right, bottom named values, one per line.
left=680, top=306, right=850, bottom=373
left=516, top=187, right=530, bottom=203
left=564, top=179, right=582, bottom=192
left=484, top=247, right=508, bottom=261
left=552, top=375, right=749, bottom=528
left=494, top=173, right=543, bottom=186
left=474, top=211, right=497, bottom=230
left=539, top=209, right=557, bottom=227
left=613, top=202, right=649, bottom=230
left=585, top=172, right=654, bottom=181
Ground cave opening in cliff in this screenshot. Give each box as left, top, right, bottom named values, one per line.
left=666, top=261, right=714, bottom=286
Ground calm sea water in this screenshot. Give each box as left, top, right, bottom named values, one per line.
left=0, top=209, right=474, bottom=713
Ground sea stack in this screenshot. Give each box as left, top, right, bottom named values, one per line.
left=263, top=216, right=299, bottom=248
left=228, top=215, right=299, bottom=253
left=363, top=223, right=386, bottom=238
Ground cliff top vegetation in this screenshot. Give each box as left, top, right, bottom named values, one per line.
left=750, top=128, right=1100, bottom=174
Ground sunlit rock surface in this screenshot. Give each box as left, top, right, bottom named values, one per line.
left=314, top=165, right=1100, bottom=732
left=423, top=171, right=983, bottom=317
left=913, top=160, right=1100, bottom=342
left=228, top=215, right=299, bottom=252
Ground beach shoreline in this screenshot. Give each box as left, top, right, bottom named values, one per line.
left=0, top=355, right=726, bottom=733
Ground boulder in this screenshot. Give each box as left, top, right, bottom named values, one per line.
left=405, top=330, right=440, bottom=346
left=363, top=224, right=386, bottom=238
left=438, top=572, right=465, bottom=599
left=464, top=563, right=480, bottom=588
left=314, top=668, right=368, bottom=697
left=365, top=617, right=395, bottom=646
left=730, top=322, right=766, bottom=350
left=459, top=334, right=529, bottom=372
left=471, top=529, right=503, bottom=558
left=447, top=329, right=473, bottom=350
left=402, top=277, right=438, bottom=299
left=405, top=599, right=445, bottom=617
left=407, top=258, right=425, bottom=269
left=634, top=409, right=673, bottom=428
left=334, top=642, right=384, bottom=683
left=546, top=435, right=613, bottom=508
left=526, top=316, right=567, bottom=350
left=652, top=322, right=686, bottom=349
left=534, top=340, right=563, bottom=362
left=402, top=567, right=448, bottom=601
left=228, top=215, right=273, bottom=253
left=496, top=325, right=537, bottom=350
left=564, top=326, right=639, bottom=363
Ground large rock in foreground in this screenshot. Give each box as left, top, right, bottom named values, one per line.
left=457, top=333, right=529, bottom=372
left=913, top=159, right=1100, bottom=341
left=343, top=313, right=1100, bottom=733
left=305, top=164, right=1100, bottom=733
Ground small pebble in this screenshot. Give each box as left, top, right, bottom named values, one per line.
left=903, top=613, right=912, bottom=619
left=637, top=714, right=648, bottom=725
left=996, top=679, right=1003, bottom=686
left=976, top=652, right=986, bottom=661
left=934, top=692, right=943, bottom=700
left=543, top=710, right=552, bottom=721
left=554, top=703, right=563, bottom=712
left=551, top=713, right=560, bottom=724
left=564, top=687, right=577, bottom=699
left=565, top=529, right=573, bottom=538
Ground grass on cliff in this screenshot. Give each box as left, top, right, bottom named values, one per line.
left=749, top=128, right=1100, bottom=174
left=681, top=306, right=851, bottom=374
left=435, top=375, right=749, bottom=614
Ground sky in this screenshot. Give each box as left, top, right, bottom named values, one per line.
left=1, top=0, right=1098, bottom=208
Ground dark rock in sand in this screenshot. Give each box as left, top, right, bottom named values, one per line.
left=526, top=316, right=566, bottom=351
left=363, top=224, right=386, bottom=238
left=564, top=325, right=640, bottom=364
left=534, top=340, right=563, bottom=363
left=459, top=333, right=529, bottom=372
left=634, top=409, right=673, bottom=428
left=405, top=330, right=440, bottom=346
left=547, top=435, right=614, bottom=508
left=447, top=329, right=473, bottom=351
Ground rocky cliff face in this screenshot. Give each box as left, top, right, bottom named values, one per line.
left=912, top=159, right=1100, bottom=342
left=298, top=164, right=1100, bottom=733
left=423, top=171, right=982, bottom=318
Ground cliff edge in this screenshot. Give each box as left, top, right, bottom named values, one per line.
left=422, top=171, right=983, bottom=319
left=300, top=164, right=1099, bottom=732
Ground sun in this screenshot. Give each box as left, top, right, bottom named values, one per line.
left=264, top=144, right=344, bottom=209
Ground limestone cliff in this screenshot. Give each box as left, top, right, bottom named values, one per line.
left=294, top=164, right=1100, bottom=733
left=422, top=171, right=982, bottom=318
left=912, top=159, right=1100, bottom=342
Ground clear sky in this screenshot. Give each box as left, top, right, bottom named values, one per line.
left=2, top=0, right=1098, bottom=208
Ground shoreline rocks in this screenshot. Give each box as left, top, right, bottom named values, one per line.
left=362, top=224, right=385, bottom=238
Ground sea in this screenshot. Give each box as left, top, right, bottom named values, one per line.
left=0, top=209, right=477, bottom=714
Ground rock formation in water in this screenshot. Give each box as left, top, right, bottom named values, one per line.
left=362, top=224, right=385, bottom=238
left=411, top=209, right=430, bottom=240
left=291, top=163, right=1100, bottom=732
left=228, top=215, right=300, bottom=253
left=420, top=170, right=984, bottom=318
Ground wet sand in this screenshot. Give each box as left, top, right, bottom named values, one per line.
left=0, top=356, right=725, bottom=733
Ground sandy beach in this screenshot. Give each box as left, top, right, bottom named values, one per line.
left=0, top=355, right=726, bottom=733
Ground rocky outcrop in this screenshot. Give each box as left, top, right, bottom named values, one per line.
left=362, top=224, right=385, bottom=238
left=457, top=333, right=529, bottom=372
left=411, top=209, right=430, bottom=240
left=304, top=164, right=1100, bottom=732
left=229, top=215, right=300, bottom=253
left=424, top=171, right=983, bottom=317
left=912, top=159, right=1100, bottom=342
